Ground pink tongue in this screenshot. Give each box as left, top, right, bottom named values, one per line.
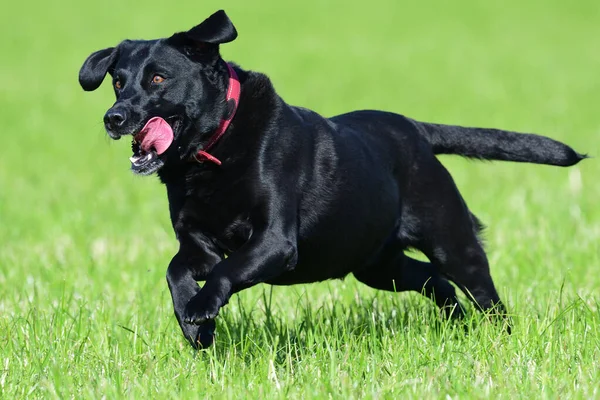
left=139, top=117, right=174, bottom=155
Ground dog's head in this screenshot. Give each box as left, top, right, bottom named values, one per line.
left=79, top=10, right=237, bottom=175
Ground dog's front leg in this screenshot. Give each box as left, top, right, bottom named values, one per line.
left=166, top=235, right=223, bottom=348
left=183, top=231, right=297, bottom=326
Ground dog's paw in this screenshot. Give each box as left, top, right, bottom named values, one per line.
left=183, top=293, right=221, bottom=325
left=180, top=319, right=216, bottom=349
left=196, top=320, right=216, bottom=348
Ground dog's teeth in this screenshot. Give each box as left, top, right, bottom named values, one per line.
left=129, top=155, right=141, bottom=163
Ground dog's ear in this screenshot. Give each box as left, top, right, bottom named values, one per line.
left=186, top=10, right=237, bottom=45
left=79, top=47, right=117, bottom=91
left=168, top=10, right=237, bottom=60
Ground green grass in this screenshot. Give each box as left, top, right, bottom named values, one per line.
left=1, top=0, right=599, bottom=398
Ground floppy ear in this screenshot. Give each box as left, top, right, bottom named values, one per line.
left=168, top=10, right=237, bottom=60
left=79, top=47, right=117, bottom=91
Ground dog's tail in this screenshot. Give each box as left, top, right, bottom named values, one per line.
left=417, top=122, right=587, bottom=167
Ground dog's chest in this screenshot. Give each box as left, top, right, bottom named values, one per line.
left=173, top=181, right=255, bottom=254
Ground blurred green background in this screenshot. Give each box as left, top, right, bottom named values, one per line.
left=0, top=0, right=599, bottom=398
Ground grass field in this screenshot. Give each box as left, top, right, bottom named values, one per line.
left=1, top=0, right=599, bottom=398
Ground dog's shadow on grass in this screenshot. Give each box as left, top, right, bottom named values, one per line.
left=208, top=290, right=465, bottom=365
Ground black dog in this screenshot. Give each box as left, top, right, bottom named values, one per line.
left=79, top=10, right=586, bottom=348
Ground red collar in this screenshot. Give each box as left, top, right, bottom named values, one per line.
left=193, top=63, right=241, bottom=166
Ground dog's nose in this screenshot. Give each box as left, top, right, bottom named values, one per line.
left=104, top=108, right=127, bottom=130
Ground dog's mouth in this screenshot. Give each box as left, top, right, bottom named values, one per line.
left=129, top=117, right=179, bottom=175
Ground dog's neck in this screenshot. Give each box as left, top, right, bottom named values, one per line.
left=191, top=62, right=241, bottom=166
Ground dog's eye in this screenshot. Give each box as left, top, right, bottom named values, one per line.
left=152, top=75, right=166, bottom=84
left=114, top=80, right=122, bottom=90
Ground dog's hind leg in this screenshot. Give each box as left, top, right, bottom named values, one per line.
left=421, top=238, right=511, bottom=332
left=353, top=250, right=464, bottom=318
left=404, top=156, right=510, bottom=330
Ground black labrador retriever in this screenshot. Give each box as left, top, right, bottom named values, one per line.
left=79, top=10, right=586, bottom=348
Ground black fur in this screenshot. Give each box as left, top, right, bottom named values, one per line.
left=79, top=10, right=586, bottom=348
